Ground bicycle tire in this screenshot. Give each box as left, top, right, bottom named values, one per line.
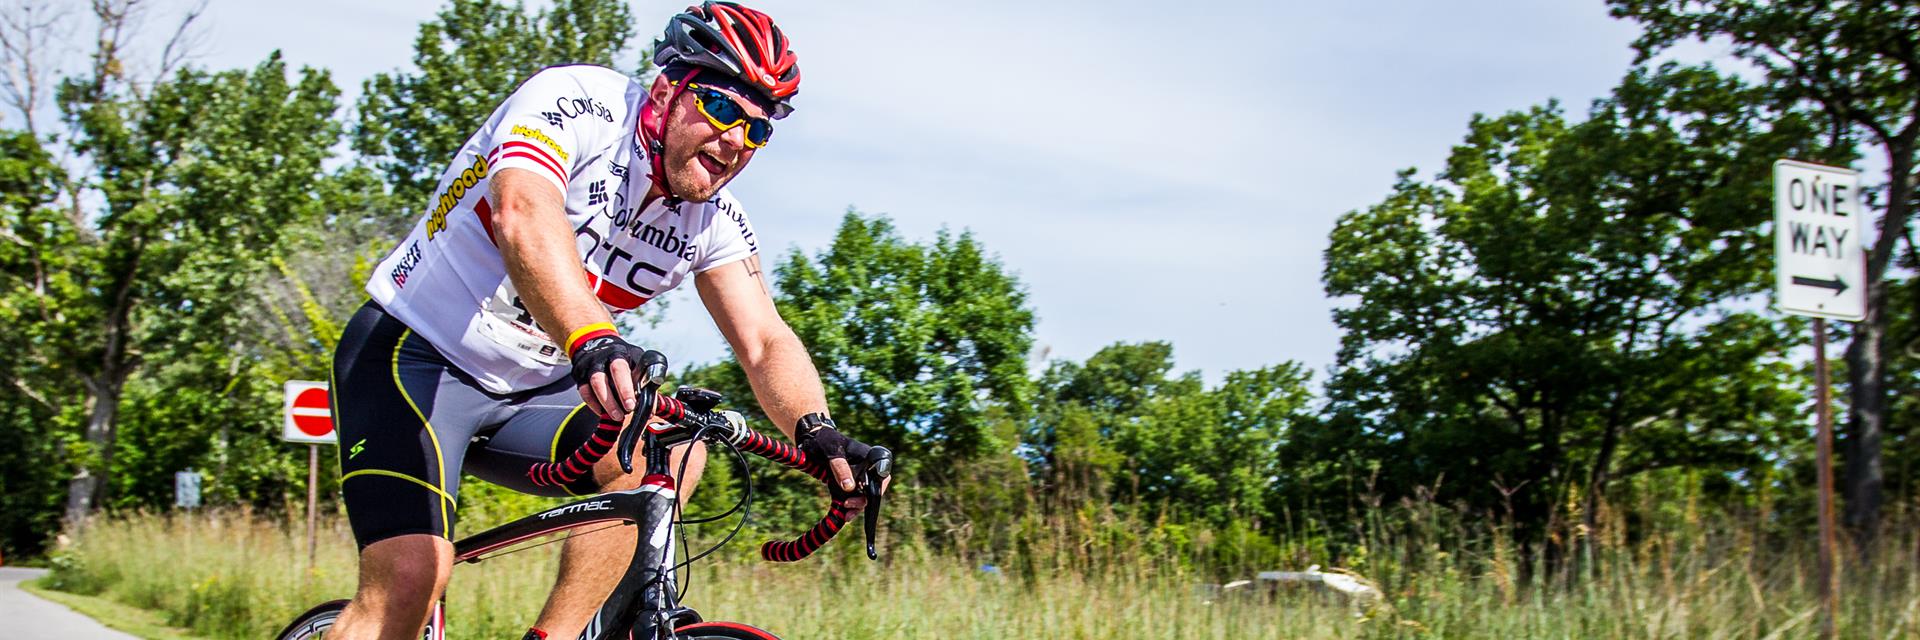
left=274, top=599, right=349, bottom=640
left=674, top=621, right=783, bottom=639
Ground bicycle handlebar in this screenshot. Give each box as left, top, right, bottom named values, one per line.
left=726, top=424, right=891, bottom=562
left=530, top=386, right=892, bottom=563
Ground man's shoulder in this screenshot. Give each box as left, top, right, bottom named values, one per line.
left=524, top=64, right=637, bottom=90
left=508, top=65, right=638, bottom=132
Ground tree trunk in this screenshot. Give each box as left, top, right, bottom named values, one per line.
left=1842, top=311, right=1885, bottom=550
left=62, top=378, right=122, bottom=539
left=1843, top=146, right=1914, bottom=555
left=1584, top=412, right=1623, bottom=539
left=62, top=304, right=135, bottom=540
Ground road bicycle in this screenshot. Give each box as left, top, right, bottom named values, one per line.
left=273, top=380, right=893, bottom=640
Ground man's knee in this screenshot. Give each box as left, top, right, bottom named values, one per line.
left=334, top=534, right=453, bottom=640
left=355, top=534, right=453, bottom=607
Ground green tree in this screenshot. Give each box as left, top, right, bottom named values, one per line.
left=1031, top=342, right=1182, bottom=510
left=1032, top=342, right=1308, bottom=528
left=678, top=212, right=1037, bottom=546
left=38, top=49, right=341, bottom=534
left=1321, top=65, right=1828, bottom=548
left=774, top=211, right=1037, bottom=462
left=354, top=0, right=640, bottom=200
left=0, top=128, right=71, bottom=556
left=1610, top=0, right=1920, bottom=549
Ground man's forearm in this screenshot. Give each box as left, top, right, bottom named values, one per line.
left=740, top=326, right=829, bottom=441
left=491, top=169, right=610, bottom=346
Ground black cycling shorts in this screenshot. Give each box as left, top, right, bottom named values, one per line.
left=332, top=301, right=607, bottom=548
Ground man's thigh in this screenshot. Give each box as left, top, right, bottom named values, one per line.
left=333, top=302, right=503, bottom=548
left=463, top=380, right=607, bottom=498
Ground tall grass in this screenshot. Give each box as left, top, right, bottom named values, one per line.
left=42, top=501, right=1920, bottom=639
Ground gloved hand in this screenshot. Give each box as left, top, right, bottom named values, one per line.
left=568, top=329, right=665, bottom=422
left=794, top=413, right=859, bottom=494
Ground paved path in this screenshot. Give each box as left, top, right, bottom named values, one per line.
left=0, top=567, right=139, bottom=639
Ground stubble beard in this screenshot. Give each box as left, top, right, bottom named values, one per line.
left=662, top=129, right=729, bottom=203
left=665, top=161, right=724, bottom=202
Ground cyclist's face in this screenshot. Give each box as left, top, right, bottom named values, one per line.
left=652, top=78, right=767, bottom=202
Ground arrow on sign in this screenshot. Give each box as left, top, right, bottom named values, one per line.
left=1792, top=274, right=1850, bottom=295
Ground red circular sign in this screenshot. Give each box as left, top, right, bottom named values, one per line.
left=291, top=387, right=334, bottom=437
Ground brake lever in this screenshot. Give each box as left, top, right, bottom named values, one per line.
left=616, top=352, right=671, bottom=474
left=616, top=389, right=652, bottom=474
left=861, top=446, right=893, bottom=560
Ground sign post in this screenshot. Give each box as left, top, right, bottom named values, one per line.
left=1773, top=159, right=1864, bottom=640
left=283, top=380, right=336, bottom=570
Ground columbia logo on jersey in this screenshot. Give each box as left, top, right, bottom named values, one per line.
left=554, top=95, right=613, bottom=123
left=715, top=198, right=756, bottom=251
left=638, top=224, right=697, bottom=261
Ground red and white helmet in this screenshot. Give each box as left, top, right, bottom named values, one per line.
left=653, top=2, right=800, bottom=118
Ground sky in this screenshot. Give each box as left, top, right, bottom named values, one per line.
left=27, top=0, right=1727, bottom=384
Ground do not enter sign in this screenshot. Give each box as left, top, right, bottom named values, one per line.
left=283, top=380, right=337, bottom=445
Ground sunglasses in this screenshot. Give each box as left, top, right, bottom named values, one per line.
left=685, top=83, right=773, bottom=149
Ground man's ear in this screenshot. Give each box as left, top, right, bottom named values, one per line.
left=644, top=75, right=678, bottom=134
left=648, top=74, right=677, bottom=108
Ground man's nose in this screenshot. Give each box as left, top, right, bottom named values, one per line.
left=716, top=121, right=749, bottom=151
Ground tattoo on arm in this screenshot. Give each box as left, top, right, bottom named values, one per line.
left=744, top=255, right=771, bottom=297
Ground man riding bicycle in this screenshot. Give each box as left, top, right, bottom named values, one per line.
left=329, top=4, right=877, bottom=639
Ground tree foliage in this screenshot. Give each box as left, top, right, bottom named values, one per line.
left=675, top=211, right=1037, bottom=544
left=1320, top=64, right=1833, bottom=543
left=1610, top=0, right=1920, bottom=549
left=32, top=50, right=343, bottom=535
left=1030, top=342, right=1309, bottom=528
left=773, top=211, right=1038, bottom=462
left=0, top=128, right=70, bottom=553
left=354, top=0, right=640, bottom=199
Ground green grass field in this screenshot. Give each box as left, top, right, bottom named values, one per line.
left=36, top=508, right=1920, bottom=639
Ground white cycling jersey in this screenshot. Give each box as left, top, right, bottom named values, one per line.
left=366, top=65, right=759, bottom=394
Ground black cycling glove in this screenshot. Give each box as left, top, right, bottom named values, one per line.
left=794, top=413, right=856, bottom=492
left=568, top=334, right=664, bottom=388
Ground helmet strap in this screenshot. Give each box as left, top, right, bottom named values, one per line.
left=639, top=67, right=702, bottom=206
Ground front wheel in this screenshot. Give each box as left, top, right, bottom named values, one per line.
left=274, top=599, right=349, bottom=640
left=674, top=621, right=782, bottom=639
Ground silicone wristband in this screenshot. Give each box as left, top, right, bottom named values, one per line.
left=565, top=322, right=618, bottom=356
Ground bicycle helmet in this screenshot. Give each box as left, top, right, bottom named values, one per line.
left=653, top=1, right=800, bottom=119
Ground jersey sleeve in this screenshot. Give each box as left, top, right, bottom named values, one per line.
left=479, top=69, right=597, bottom=195
left=696, top=192, right=760, bottom=273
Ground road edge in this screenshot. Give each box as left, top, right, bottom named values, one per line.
left=17, top=578, right=205, bottom=640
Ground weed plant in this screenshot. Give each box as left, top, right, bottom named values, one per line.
left=41, top=492, right=1920, bottom=639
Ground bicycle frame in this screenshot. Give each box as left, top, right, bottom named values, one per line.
left=293, top=386, right=888, bottom=640
left=453, top=429, right=696, bottom=640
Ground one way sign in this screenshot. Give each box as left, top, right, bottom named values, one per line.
left=1775, top=160, right=1866, bottom=321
